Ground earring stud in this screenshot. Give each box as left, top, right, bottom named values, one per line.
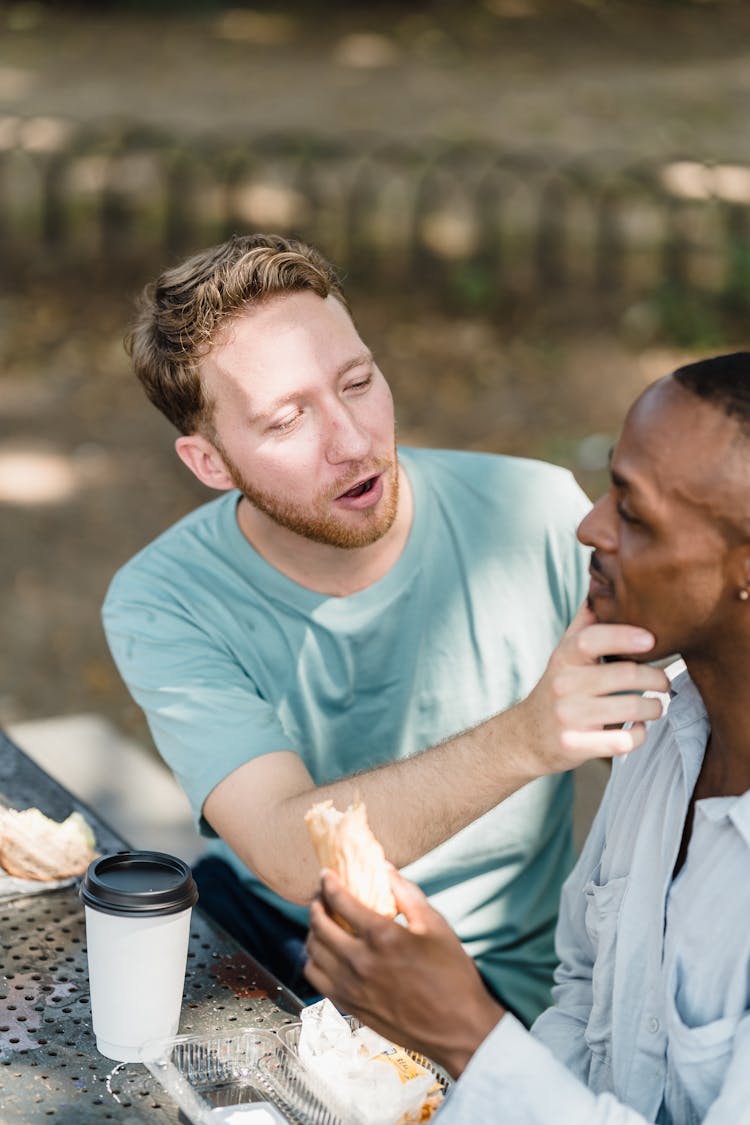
left=740, top=589, right=749, bottom=602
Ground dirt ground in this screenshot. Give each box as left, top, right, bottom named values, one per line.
left=1, top=0, right=749, bottom=746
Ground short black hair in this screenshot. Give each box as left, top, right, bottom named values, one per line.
left=673, top=352, right=750, bottom=431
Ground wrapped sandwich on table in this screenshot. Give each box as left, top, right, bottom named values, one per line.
left=0, top=807, right=98, bottom=881
left=304, top=798, right=397, bottom=917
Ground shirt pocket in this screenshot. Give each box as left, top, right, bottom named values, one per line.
left=583, top=874, right=628, bottom=1060
left=663, top=970, right=740, bottom=1112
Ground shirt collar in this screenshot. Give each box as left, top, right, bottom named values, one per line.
left=661, top=670, right=710, bottom=792
left=669, top=670, right=750, bottom=847
left=665, top=668, right=708, bottom=728
left=696, top=792, right=750, bottom=848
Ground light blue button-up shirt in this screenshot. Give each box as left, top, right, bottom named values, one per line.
left=439, top=671, right=750, bottom=1124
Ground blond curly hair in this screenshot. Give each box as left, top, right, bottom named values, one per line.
left=125, top=233, right=348, bottom=435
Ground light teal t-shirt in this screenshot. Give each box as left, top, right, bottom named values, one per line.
left=103, top=447, right=590, bottom=1024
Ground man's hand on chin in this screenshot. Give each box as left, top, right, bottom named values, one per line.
left=304, top=867, right=504, bottom=1080
left=517, top=602, right=671, bottom=773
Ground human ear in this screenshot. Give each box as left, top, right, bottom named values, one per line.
left=727, top=543, right=750, bottom=602
left=174, top=434, right=235, bottom=491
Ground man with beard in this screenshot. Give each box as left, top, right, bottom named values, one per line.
left=103, top=233, right=666, bottom=1023
left=305, top=353, right=750, bottom=1123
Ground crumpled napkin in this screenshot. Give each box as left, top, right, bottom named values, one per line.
left=298, top=999, right=442, bottom=1125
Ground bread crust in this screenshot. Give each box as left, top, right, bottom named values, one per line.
left=305, top=800, right=397, bottom=917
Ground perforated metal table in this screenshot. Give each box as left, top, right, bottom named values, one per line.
left=0, top=730, right=302, bottom=1123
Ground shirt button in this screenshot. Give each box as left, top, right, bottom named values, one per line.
left=647, top=1016, right=660, bottom=1034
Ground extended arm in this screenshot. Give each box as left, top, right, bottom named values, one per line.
left=204, top=605, right=669, bottom=903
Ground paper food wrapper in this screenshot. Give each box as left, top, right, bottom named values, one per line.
left=298, top=999, right=443, bottom=1124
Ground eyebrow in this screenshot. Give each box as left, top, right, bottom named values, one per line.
left=249, top=351, right=374, bottom=424
left=610, top=461, right=652, bottom=509
left=338, top=350, right=374, bottom=376
left=607, top=448, right=628, bottom=489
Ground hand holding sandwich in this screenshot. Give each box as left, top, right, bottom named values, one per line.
left=305, top=866, right=504, bottom=1081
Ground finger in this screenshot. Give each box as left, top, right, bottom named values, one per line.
left=561, top=721, right=648, bottom=758
left=556, top=691, right=665, bottom=731
left=308, top=892, right=343, bottom=942
left=305, top=900, right=363, bottom=997
left=552, top=660, right=670, bottom=700
left=597, top=693, right=664, bottom=727
left=320, top=869, right=387, bottom=935
left=388, top=868, right=436, bottom=934
left=308, top=892, right=361, bottom=954
left=303, top=942, right=339, bottom=998
left=562, top=601, right=598, bottom=636
left=565, top=623, right=657, bottom=664
left=304, top=919, right=351, bottom=988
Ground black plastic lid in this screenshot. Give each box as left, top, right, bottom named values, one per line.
left=79, top=850, right=199, bottom=918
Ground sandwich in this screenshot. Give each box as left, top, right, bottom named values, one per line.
left=304, top=799, right=397, bottom=917
left=0, top=807, right=98, bottom=881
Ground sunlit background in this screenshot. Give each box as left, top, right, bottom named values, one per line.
left=1, top=0, right=749, bottom=743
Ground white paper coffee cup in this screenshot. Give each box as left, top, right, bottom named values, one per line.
left=80, top=850, right=199, bottom=1062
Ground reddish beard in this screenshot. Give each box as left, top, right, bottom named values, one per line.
left=219, top=449, right=400, bottom=549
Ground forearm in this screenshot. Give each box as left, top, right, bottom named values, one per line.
left=205, top=702, right=537, bottom=904
left=205, top=612, right=669, bottom=904
left=284, top=631, right=665, bottom=887
left=316, top=701, right=537, bottom=858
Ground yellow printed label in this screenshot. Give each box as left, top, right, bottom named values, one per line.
left=373, top=1046, right=426, bottom=1084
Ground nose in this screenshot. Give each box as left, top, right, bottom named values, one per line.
left=324, top=399, right=372, bottom=465
left=577, top=490, right=617, bottom=552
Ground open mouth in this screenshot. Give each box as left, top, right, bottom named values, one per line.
left=338, top=475, right=378, bottom=500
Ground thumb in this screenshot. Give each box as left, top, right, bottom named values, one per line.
left=563, top=600, right=597, bottom=638
left=388, top=866, right=438, bottom=934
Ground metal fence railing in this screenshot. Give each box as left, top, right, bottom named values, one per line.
left=2, top=119, right=749, bottom=311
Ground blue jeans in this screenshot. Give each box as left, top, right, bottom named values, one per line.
left=192, top=855, right=320, bottom=1002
